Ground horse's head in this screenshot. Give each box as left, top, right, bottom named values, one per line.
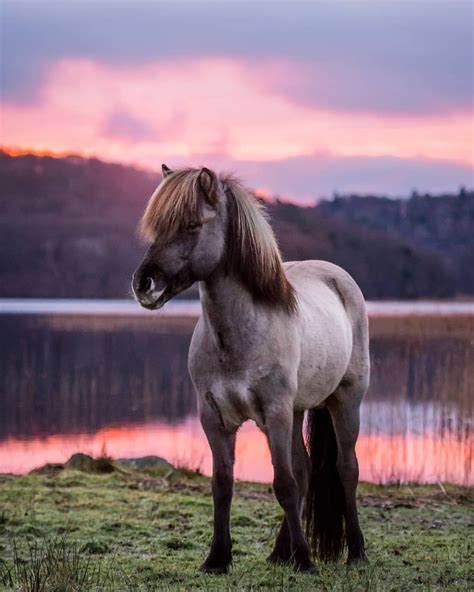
left=132, top=165, right=226, bottom=309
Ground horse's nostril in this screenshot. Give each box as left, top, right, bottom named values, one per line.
left=143, top=277, right=154, bottom=293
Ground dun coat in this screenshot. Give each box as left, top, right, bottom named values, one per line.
left=133, top=165, right=370, bottom=574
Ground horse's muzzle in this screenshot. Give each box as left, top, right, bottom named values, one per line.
left=132, top=271, right=167, bottom=310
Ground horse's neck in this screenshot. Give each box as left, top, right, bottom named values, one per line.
left=199, top=270, right=260, bottom=351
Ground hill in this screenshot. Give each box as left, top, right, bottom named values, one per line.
left=317, top=190, right=474, bottom=296
left=1, top=151, right=472, bottom=299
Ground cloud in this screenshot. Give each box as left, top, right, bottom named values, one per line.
left=170, top=152, right=474, bottom=200
left=103, top=108, right=187, bottom=143
left=2, top=1, right=473, bottom=115
left=103, top=110, right=156, bottom=142
left=3, top=57, right=472, bottom=168
left=255, top=56, right=472, bottom=117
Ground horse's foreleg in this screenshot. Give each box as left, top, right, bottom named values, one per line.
left=199, top=405, right=236, bottom=574
left=327, top=390, right=367, bottom=564
left=266, top=410, right=315, bottom=573
left=267, top=410, right=309, bottom=565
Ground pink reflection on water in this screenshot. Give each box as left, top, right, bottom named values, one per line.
left=0, top=419, right=471, bottom=485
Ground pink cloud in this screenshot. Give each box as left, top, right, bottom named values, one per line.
left=2, top=57, right=473, bottom=188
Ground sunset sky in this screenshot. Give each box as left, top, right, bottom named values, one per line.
left=1, top=0, right=473, bottom=201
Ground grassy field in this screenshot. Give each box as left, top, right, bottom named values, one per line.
left=0, top=459, right=472, bottom=591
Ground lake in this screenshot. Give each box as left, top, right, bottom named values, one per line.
left=0, top=299, right=472, bottom=484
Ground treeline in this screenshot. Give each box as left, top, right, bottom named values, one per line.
left=0, top=151, right=472, bottom=299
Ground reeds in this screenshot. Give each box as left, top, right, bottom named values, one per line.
left=0, top=538, right=112, bottom=592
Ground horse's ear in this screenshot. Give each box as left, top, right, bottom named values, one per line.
left=198, top=167, right=218, bottom=206
left=161, top=163, right=173, bottom=178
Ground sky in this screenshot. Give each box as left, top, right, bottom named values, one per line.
left=1, top=0, right=473, bottom=201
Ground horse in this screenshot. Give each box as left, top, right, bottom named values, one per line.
left=132, top=165, right=370, bottom=574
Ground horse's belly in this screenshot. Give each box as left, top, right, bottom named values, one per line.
left=294, top=310, right=353, bottom=409
left=294, top=359, right=348, bottom=409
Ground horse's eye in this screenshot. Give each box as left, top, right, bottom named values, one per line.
left=187, top=221, right=201, bottom=232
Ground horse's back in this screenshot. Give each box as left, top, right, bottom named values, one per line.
left=285, top=260, right=367, bottom=330
left=285, top=260, right=365, bottom=315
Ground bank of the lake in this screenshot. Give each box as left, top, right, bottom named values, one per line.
left=0, top=460, right=472, bottom=591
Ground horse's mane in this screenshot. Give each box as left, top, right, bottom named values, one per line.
left=139, top=168, right=297, bottom=313
left=220, top=174, right=296, bottom=313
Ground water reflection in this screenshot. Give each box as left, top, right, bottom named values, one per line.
left=0, top=420, right=471, bottom=485
left=0, top=308, right=472, bottom=484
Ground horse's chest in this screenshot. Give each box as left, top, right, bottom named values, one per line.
left=193, top=357, right=273, bottom=430
left=189, top=322, right=292, bottom=429
left=204, top=381, right=265, bottom=430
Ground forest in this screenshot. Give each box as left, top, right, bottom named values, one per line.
left=1, top=150, right=472, bottom=299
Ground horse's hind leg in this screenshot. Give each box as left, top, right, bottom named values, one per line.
left=267, top=410, right=309, bottom=564
left=326, top=378, right=368, bottom=564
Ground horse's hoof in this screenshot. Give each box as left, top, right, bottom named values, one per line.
left=293, top=561, right=317, bottom=575
left=266, top=551, right=291, bottom=565
left=199, top=560, right=230, bottom=574
left=347, top=554, right=369, bottom=567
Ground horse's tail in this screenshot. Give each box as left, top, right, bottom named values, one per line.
left=304, top=407, right=345, bottom=561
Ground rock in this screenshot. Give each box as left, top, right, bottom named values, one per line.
left=66, top=453, right=94, bottom=471
left=65, top=453, right=115, bottom=473
left=30, top=453, right=171, bottom=476
left=117, top=456, right=174, bottom=469
left=29, top=462, right=64, bottom=476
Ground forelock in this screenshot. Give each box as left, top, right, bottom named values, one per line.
left=138, top=168, right=203, bottom=243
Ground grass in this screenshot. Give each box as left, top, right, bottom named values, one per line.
left=0, top=461, right=472, bottom=591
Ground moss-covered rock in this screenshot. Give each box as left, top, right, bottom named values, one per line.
left=117, top=455, right=174, bottom=469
